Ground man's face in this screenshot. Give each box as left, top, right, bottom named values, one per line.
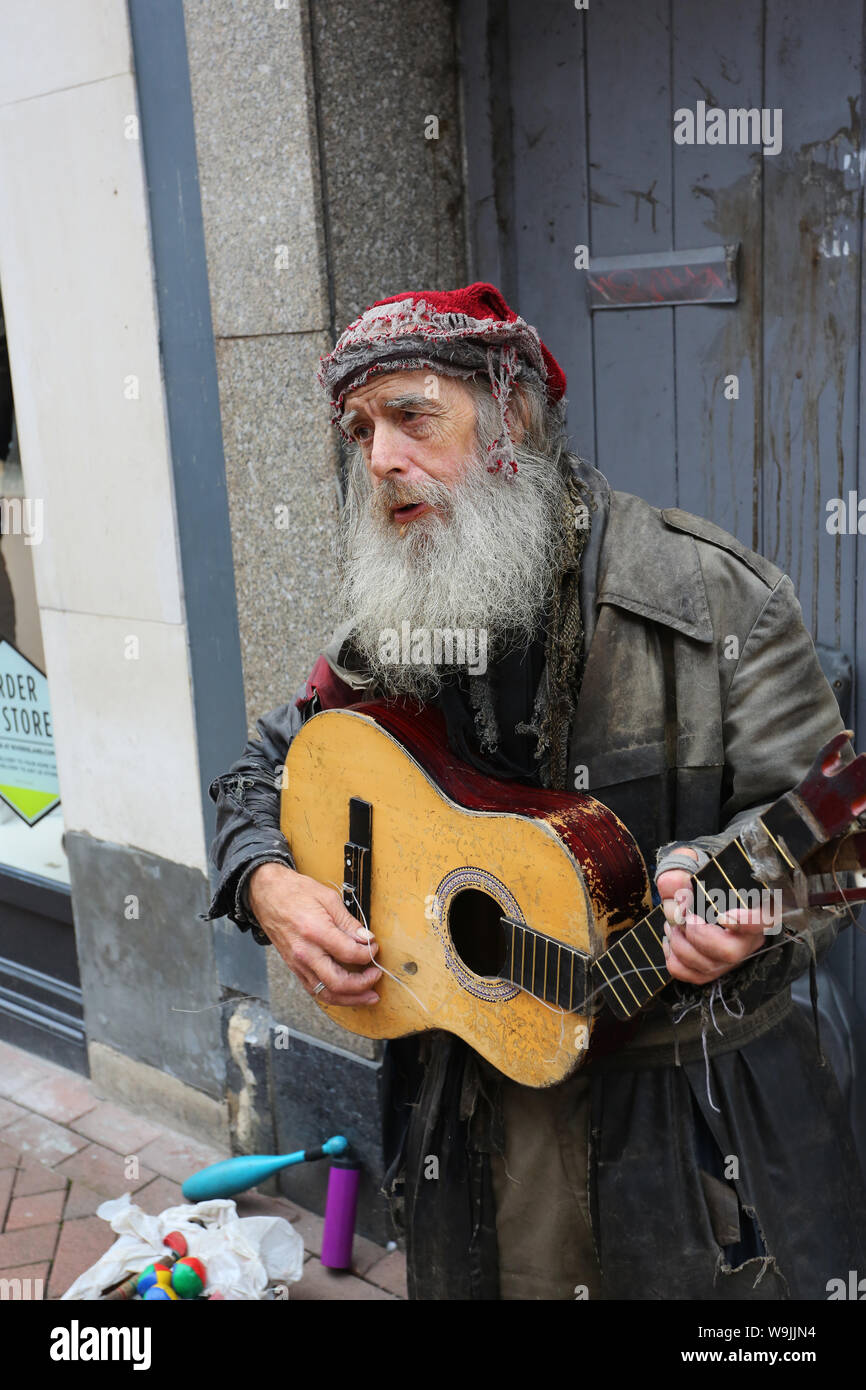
left=340, top=370, right=479, bottom=528
left=338, top=365, right=565, bottom=698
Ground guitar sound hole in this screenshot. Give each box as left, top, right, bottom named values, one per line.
left=448, top=889, right=507, bottom=978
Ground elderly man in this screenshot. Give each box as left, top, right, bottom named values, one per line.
left=207, top=282, right=866, bottom=1300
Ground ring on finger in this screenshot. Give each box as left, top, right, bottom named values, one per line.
left=312, top=981, right=326, bottom=997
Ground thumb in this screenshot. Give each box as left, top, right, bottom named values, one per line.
left=322, top=881, right=372, bottom=936
left=655, top=866, right=697, bottom=898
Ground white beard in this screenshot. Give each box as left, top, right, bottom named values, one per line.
left=337, top=441, right=568, bottom=699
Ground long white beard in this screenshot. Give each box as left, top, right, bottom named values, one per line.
left=337, top=441, right=568, bottom=698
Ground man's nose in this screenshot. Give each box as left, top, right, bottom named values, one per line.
left=368, top=423, right=411, bottom=482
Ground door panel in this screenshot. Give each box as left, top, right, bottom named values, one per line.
left=458, top=0, right=866, bottom=1006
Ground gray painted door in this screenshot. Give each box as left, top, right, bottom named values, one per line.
left=458, top=0, right=866, bottom=1008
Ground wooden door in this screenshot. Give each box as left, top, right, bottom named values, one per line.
left=459, top=0, right=866, bottom=1007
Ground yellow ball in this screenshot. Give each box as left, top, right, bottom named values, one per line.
left=154, top=1270, right=178, bottom=1298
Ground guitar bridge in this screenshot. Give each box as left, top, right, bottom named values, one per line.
left=343, top=797, right=372, bottom=929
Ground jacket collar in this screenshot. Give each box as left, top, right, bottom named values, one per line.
left=594, top=489, right=714, bottom=643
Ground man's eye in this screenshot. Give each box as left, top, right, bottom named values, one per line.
left=352, top=425, right=372, bottom=442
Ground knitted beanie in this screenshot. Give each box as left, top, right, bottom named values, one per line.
left=316, top=282, right=567, bottom=475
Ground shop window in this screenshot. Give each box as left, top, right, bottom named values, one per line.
left=0, top=294, right=68, bottom=886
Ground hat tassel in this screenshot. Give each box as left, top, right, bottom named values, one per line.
left=485, top=345, right=519, bottom=478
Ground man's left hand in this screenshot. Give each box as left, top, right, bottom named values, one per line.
left=656, top=847, right=780, bottom=986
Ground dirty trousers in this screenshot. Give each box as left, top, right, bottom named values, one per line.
left=489, top=1070, right=605, bottom=1300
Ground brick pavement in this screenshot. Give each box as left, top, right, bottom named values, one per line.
left=0, top=1039, right=405, bottom=1301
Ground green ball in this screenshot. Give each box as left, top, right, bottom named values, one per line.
left=171, top=1258, right=205, bottom=1299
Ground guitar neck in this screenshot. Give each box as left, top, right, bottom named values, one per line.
left=496, top=816, right=783, bottom=1020
left=502, top=822, right=857, bottom=1024
left=591, top=792, right=840, bottom=1022
left=497, top=733, right=866, bottom=1023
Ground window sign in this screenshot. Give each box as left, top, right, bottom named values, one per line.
left=0, top=638, right=59, bottom=825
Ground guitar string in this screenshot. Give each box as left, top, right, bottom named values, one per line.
left=339, top=871, right=866, bottom=1053
left=170, top=855, right=866, bottom=1023
left=828, top=833, right=866, bottom=936
left=335, top=878, right=570, bottom=1060
left=582, top=859, right=866, bottom=1012
left=333, top=878, right=438, bottom=1019
left=337, top=879, right=572, bottom=1063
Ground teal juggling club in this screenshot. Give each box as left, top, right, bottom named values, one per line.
left=181, top=1135, right=349, bottom=1201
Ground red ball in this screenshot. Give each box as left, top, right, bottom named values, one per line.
left=163, top=1230, right=188, bottom=1257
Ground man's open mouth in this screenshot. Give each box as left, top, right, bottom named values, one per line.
left=391, top=501, right=430, bottom=523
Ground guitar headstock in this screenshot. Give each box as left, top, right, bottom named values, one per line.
left=767, top=731, right=866, bottom=862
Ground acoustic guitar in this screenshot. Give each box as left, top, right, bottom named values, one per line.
left=280, top=702, right=866, bottom=1087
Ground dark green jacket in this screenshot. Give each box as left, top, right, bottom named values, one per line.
left=207, top=458, right=865, bottom=1299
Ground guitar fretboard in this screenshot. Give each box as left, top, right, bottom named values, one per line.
left=500, top=812, right=792, bottom=1021
left=499, top=920, right=590, bottom=1011
left=590, top=831, right=781, bottom=1018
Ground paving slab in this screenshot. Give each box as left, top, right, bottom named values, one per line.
left=2, top=1113, right=89, bottom=1166
left=48, top=1215, right=112, bottom=1300
left=0, top=1097, right=30, bottom=1128
left=70, top=1101, right=165, bottom=1154
left=52, top=1142, right=157, bottom=1198
left=364, top=1249, right=408, bottom=1298
left=291, top=1258, right=397, bottom=1301
left=234, top=1190, right=303, bottom=1224
left=0, top=1167, right=14, bottom=1221
left=132, top=1175, right=186, bottom=1216
left=18, top=1071, right=99, bottom=1126
left=12, top=1162, right=67, bottom=1197
left=63, top=1182, right=107, bottom=1221
left=6, top=1188, right=66, bottom=1232
left=349, top=1231, right=398, bottom=1277
left=0, top=1221, right=59, bottom=1270
left=0, top=1044, right=56, bottom=1099
left=0, top=1139, right=19, bottom=1169
left=0, top=1040, right=406, bottom=1299
left=136, top=1131, right=227, bottom=1185
left=291, top=1208, right=325, bottom=1258
left=0, top=1261, right=49, bottom=1298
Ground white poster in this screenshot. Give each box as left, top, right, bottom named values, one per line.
left=0, top=638, right=60, bottom=825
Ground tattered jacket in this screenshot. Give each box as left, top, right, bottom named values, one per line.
left=206, top=460, right=866, bottom=1299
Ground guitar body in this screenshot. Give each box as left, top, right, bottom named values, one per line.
left=281, top=702, right=652, bottom=1087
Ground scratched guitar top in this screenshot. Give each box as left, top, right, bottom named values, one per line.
left=281, top=702, right=652, bottom=1087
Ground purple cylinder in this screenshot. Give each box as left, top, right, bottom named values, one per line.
left=321, top=1157, right=360, bottom=1269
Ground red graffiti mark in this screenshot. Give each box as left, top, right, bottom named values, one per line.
left=588, top=261, right=729, bottom=306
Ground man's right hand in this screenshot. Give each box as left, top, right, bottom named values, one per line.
left=247, top=863, right=382, bottom=1006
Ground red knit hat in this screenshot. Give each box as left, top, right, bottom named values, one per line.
left=316, top=282, right=566, bottom=476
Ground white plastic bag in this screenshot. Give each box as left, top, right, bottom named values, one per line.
left=61, top=1194, right=305, bottom=1301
